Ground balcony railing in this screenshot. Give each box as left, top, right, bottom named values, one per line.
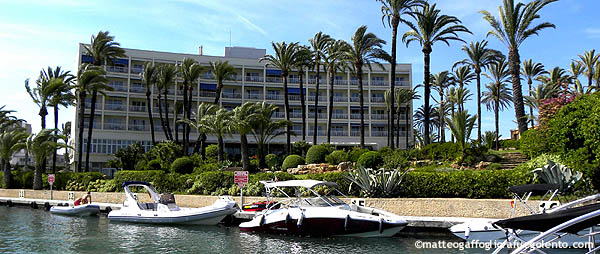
left=288, top=77, right=299, bottom=84
left=307, top=78, right=323, bottom=84
left=371, top=80, right=387, bottom=86
left=371, top=114, right=387, bottom=120
left=245, top=76, right=263, bottom=82
left=308, top=113, right=327, bottom=119
left=109, top=85, right=127, bottom=92
left=129, top=105, right=146, bottom=112
left=350, top=131, right=370, bottom=137
left=349, top=80, right=359, bottom=86
left=153, top=89, right=174, bottom=95
left=330, top=131, right=348, bottom=136
left=307, top=131, right=325, bottom=136
left=84, top=103, right=99, bottom=109
left=131, top=67, right=143, bottom=74
left=153, top=107, right=174, bottom=113
left=199, top=91, right=216, bottom=98
left=202, top=73, right=215, bottom=80
left=222, top=92, right=242, bottom=99
left=272, top=112, right=285, bottom=118
left=130, top=86, right=146, bottom=93
left=372, top=131, right=387, bottom=137
left=396, top=81, right=410, bottom=87
left=266, top=94, right=283, bottom=100
left=82, top=123, right=101, bottom=129
left=107, top=66, right=127, bottom=73
left=289, top=95, right=302, bottom=101
left=266, top=77, right=282, bottom=83
left=371, top=97, right=385, bottom=103
left=104, top=104, right=126, bottom=111
left=333, top=97, right=348, bottom=102
left=290, top=112, right=302, bottom=118
left=104, top=123, right=124, bottom=130
left=350, top=97, right=361, bottom=102
left=334, top=79, right=347, bottom=86
left=245, top=94, right=262, bottom=100
left=332, top=114, right=347, bottom=119
left=350, top=114, right=361, bottom=119
left=307, top=96, right=327, bottom=102
left=128, top=124, right=149, bottom=131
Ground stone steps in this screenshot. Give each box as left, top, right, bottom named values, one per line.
left=498, top=152, right=528, bottom=170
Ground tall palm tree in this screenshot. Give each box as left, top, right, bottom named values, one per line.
left=180, top=58, right=205, bottom=154
left=577, top=49, right=599, bottom=89
left=536, top=66, right=572, bottom=92
left=450, top=86, right=472, bottom=114
left=343, top=25, right=388, bottom=148
left=403, top=2, right=471, bottom=145
left=27, top=129, right=64, bottom=190
left=451, top=65, right=476, bottom=111
left=378, top=0, right=424, bottom=149
left=481, top=0, right=558, bottom=135
left=231, top=102, right=259, bottom=172
left=293, top=46, right=313, bottom=141
left=156, top=63, right=178, bottom=141
left=60, top=121, right=71, bottom=168
left=260, top=41, right=301, bottom=155
left=83, top=31, right=126, bottom=172
left=413, top=105, right=439, bottom=141
left=524, top=82, right=559, bottom=113
left=520, top=59, right=547, bottom=127
left=384, top=89, right=394, bottom=147
left=182, top=103, right=217, bottom=159
left=211, top=61, right=236, bottom=105
left=324, top=40, right=348, bottom=144
left=482, top=57, right=512, bottom=150
left=445, top=110, right=477, bottom=154
left=396, top=88, right=420, bottom=148
left=454, top=40, right=500, bottom=142
left=141, top=62, right=158, bottom=145
left=431, top=71, right=454, bottom=143
left=249, top=102, right=289, bottom=169
left=0, top=129, right=27, bottom=189
left=73, top=64, right=108, bottom=172
left=202, top=108, right=233, bottom=162
left=309, top=32, right=333, bottom=145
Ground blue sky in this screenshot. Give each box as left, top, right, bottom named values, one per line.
left=0, top=0, right=598, bottom=140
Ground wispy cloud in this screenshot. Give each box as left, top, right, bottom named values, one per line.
left=237, top=15, right=268, bottom=36
left=585, top=28, right=600, bottom=38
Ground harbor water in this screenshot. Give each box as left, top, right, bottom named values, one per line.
left=0, top=206, right=491, bottom=253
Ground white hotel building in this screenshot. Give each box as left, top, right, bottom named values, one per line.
left=72, top=44, right=413, bottom=170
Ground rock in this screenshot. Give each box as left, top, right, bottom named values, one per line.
left=337, top=161, right=352, bottom=171
left=412, top=160, right=431, bottom=167
left=476, top=161, right=492, bottom=170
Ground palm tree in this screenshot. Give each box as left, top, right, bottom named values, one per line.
left=309, top=32, right=333, bottom=145
left=378, top=0, right=424, bottom=149
left=83, top=31, right=126, bottom=172
left=260, top=41, right=301, bottom=155
left=180, top=58, right=205, bottom=154
left=481, top=0, right=558, bottom=135
left=181, top=103, right=218, bottom=159
left=231, top=102, right=259, bottom=172
left=27, top=129, right=64, bottom=190
left=450, top=86, right=472, bottom=114
left=0, top=129, right=27, bottom=189
left=577, top=49, right=599, bottom=89
left=451, top=65, right=476, bottom=111
left=403, top=2, right=471, bottom=145
left=343, top=25, right=389, bottom=148
left=445, top=110, right=477, bottom=154
left=210, top=61, right=236, bottom=105
left=249, top=102, right=289, bottom=169
left=73, top=64, right=108, bottom=172
left=482, top=57, right=512, bottom=150
left=60, top=121, right=71, bottom=168
left=156, top=63, right=178, bottom=141
left=202, top=108, right=233, bottom=162
left=293, top=46, right=313, bottom=141
left=44, top=68, right=75, bottom=173
left=454, top=40, right=500, bottom=142
left=396, top=88, right=420, bottom=148
left=524, top=82, right=559, bottom=114
left=141, top=62, right=158, bottom=145
left=536, top=67, right=572, bottom=92
left=431, top=71, right=454, bottom=143
left=520, top=59, right=547, bottom=127
left=324, top=40, right=348, bottom=144
left=413, top=105, right=438, bottom=141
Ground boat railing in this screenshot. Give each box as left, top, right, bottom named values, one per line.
left=547, top=194, right=600, bottom=213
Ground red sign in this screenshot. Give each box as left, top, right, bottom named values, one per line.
left=234, top=171, right=249, bottom=187
left=48, top=174, right=55, bottom=185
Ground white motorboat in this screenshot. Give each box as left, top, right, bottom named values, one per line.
left=50, top=204, right=100, bottom=216
left=108, top=181, right=238, bottom=225
left=239, top=180, right=408, bottom=237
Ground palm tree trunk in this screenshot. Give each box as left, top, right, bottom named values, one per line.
left=240, top=134, right=250, bottom=172
left=422, top=49, right=431, bottom=145
left=77, top=92, right=86, bottom=172
left=164, top=90, right=174, bottom=140
left=450, top=104, right=455, bottom=143
left=33, top=164, right=43, bottom=190
left=257, top=142, right=266, bottom=169
left=3, top=159, right=14, bottom=189
left=200, top=133, right=207, bottom=159
left=405, top=109, right=410, bottom=149
left=182, top=83, right=189, bottom=154
left=313, top=62, right=320, bottom=145
left=439, top=90, right=445, bottom=143
left=357, top=64, right=365, bottom=148
left=214, top=81, right=222, bottom=105
left=326, top=70, right=334, bottom=144
left=52, top=106, right=59, bottom=173
left=528, top=80, right=534, bottom=128
left=476, top=71, right=482, bottom=143
left=146, top=90, right=156, bottom=145
left=217, top=135, right=224, bottom=162
left=174, top=113, right=180, bottom=144
left=299, top=70, right=306, bottom=141
left=85, top=91, right=98, bottom=172
left=396, top=108, right=401, bottom=148
left=39, top=107, right=47, bottom=174
left=283, top=75, right=291, bottom=155
left=157, top=93, right=169, bottom=140
left=509, top=48, right=528, bottom=135
left=389, top=19, right=399, bottom=150
left=495, top=98, right=500, bottom=150
left=186, top=85, right=194, bottom=154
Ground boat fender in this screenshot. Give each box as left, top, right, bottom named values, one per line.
left=6, top=200, right=13, bottom=207
left=105, top=207, right=112, bottom=214
left=379, top=217, right=384, bottom=234
left=44, top=202, right=51, bottom=211
left=259, top=215, right=266, bottom=226
left=465, top=226, right=470, bottom=239
left=31, top=202, right=38, bottom=209
left=285, top=213, right=291, bottom=225
left=344, top=215, right=351, bottom=231
left=297, top=212, right=304, bottom=228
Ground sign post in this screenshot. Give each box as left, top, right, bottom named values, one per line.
left=234, top=171, right=249, bottom=206
left=48, top=174, right=55, bottom=200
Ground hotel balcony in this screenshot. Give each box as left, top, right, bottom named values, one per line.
left=222, top=92, right=242, bottom=99
left=266, top=77, right=283, bottom=83
left=266, top=94, right=284, bottom=101
left=245, top=76, right=263, bottom=82
left=333, top=96, right=348, bottom=102
left=307, top=113, right=327, bottom=119
left=307, top=96, right=327, bottom=102
left=371, top=80, right=387, bottom=86
left=129, top=105, right=146, bottom=112
left=290, top=112, right=302, bottom=118
left=371, top=114, right=387, bottom=120
left=330, top=131, right=348, bottom=136
left=371, top=97, right=385, bottom=103
left=334, top=79, right=347, bottom=86
left=131, top=67, right=144, bottom=74
left=307, top=131, right=325, bottom=136
left=272, top=112, right=285, bottom=118
left=288, top=77, right=299, bottom=84
left=106, top=66, right=127, bottom=73
left=130, top=86, right=146, bottom=93
left=372, top=131, right=387, bottom=137
left=153, top=107, right=174, bottom=113
left=109, top=85, right=127, bottom=92
left=289, top=95, right=302, bottom=101
left=307, top=78, right=323, bottom=84
left=245, top=94, right=262, bottom=100
left=104, top=104, right=126, bottom=111
left=332, top=114, right=347, bottom=119
left=128, top=124, right=149, bottom=131
left=199, top=91, right=216, bottom=98
left=350, top=114, right=361, bottom=119
left=104, top=123, right=124, bottom=130
left=82, top=122, right=101, bottom=129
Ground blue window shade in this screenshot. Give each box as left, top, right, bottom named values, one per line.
left=82, top=55, right=94, bottom=63
left=266, top=69, right=282, bottom=76
left=200, top=83, right=217, bottom=91
left=287, top=88, right=305, bottom=95
left=113, top=58, right=129, bottom=65
left=350, top=123, right=362, bottom=127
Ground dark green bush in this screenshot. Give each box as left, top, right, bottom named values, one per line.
left=302, top=171, right=358, bottom=196
left=205, top=144, right=219, bottom=161
left=193, top=163, right=219, bottom=174
left=319, top=143, right=336, bottom=154
left=305, top=145, right=329, bottom=164
left=486, top=163, right=501, bottom=170
left=115, top=143, right=144, bottom=170
left=187, top=171, right=234, bottom=195
left=147, top=159, right=163, bottom=171
left=61, top=172, right=106, bottom=191
left=266, top=154, right=281, bottom=169
left=420, top=142, right=461, bottom=161
left=381, top=150, right=408, bottom=169
left=357, top=151, right=383, bottom=169
left=348, top=148, right=368, bottom=163
left=520, top=129, right=548, bottom=159
left=171, top=157, right=194, bottom=174
left=147, top=141, right=182, bottom=169
left=378, top=147, right=393, bottom=158
left=249, top=172, right=296, bottom=183
left=292, top=141, right=311, bottom=156
left=500, top=139, right=520, bottom=150
left=325, top=150, right=349, bottom=165
left=282, top=155, right=305, bottom=170
left=114, top=170, right=193, bottom=193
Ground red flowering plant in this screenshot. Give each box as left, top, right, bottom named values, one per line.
left=538, top=93, right=576, bottom=128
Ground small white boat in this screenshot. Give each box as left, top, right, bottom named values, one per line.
left=108, top=181, right=238, bottom=225
left=50, top=204, right=100, bottom=216
left=239, top=180, right=408, bottom=237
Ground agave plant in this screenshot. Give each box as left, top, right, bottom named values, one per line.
left=532, top=160, right=582, bottom=194
left=345, top=165, right=407, bottom=198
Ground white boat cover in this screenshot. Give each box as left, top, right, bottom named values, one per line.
left=261, top=180, right=338, bottom=189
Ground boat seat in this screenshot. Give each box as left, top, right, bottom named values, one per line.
left=138, top=202, right=157, bottom=211
left=160, top=193, right=176, bottom=205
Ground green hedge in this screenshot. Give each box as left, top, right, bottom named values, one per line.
left=357, top=151, right=383, bottom=168
left=114, top=170, right=194, bottom=193
left=300, top=171, right=358, bottom=196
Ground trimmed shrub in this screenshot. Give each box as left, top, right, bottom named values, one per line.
left=292, top=141, right=311, bottom=156
left=147, top=159, right=163, bottom=171
left=420, top=142, right=461, bottom=161
left=305, top=145, right=329, bottom=164
left=62, top=172, right=106, bottom=191
left=193, top=163, right=219, bottom=174
left=382, top=150, right=408, bottom=169
left=187, top=171, right=234, bottom=195
left=357, top=151, right=383, bottom=169
left=282, top=155, right=305, bottom=170
left=348, top=148, right=368, bottom=163
left=147, top=140, right=183, bottom=169
left=114, top=170, right=194, bottom=193
left=520, top=129, right=548, bottom=159
left=205, top=144, right=219, bottom=161
left=320, top=143, right=336, bottom=154
left=170, top=157, right=194, bottom=174
left=266, top=154, right=281, bottom=169
left=250, top=172, right=296, bottom=183
left=325, top=150, right=349, bottom=165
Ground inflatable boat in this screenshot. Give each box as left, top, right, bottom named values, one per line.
left=49, top=204, right=100, bottom=216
